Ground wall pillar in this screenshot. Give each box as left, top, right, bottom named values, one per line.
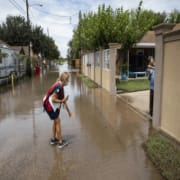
left=99, top=47, right=103, bottom=87
left=109, top=43, right=119, bottom=95
left=153, top=23, right=175, bottom=129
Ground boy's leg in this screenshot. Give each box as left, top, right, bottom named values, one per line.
left=55, top=118, right=62, bottom=143
left=50, top=120, right=59, bottom=145
left=52, top=120, right=56, bottom=139
left=150, top=89, right=153, bottom=116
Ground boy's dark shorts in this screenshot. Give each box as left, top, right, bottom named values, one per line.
left=45, top=108, right=60, bottom=120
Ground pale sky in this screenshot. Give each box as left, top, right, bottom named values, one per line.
left=0, top=0, right=179, bottom=57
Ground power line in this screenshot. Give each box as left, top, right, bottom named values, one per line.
left=28, top=6, right=72, bottom=25
left=7, top=1, right=97, bottom=26
left=8, top=0, right=24, bottom=15
left=8, top=0, right=26, bottom=15
left=33, top=6, right=70, bottom=18
left=37, top=21, right=72, bottom=26
left=12, top=0, right=25, bottom=12
left=29, top=8, right=36, bottom=21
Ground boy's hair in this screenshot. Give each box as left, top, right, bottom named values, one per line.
left=148, top=56, right=155, bottom=66
left=59, top=72, right=70, bottom=82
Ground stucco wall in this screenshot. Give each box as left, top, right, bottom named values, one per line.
left=84, top=65, right=88, bottom=77
left=81, top=46, right=116, bottom=95
left=90, top=66, right=94, bottom=80
left=95, top=67, right=101, bottom=85
left=82, top=64, right=85, bottom=74
left=102, top=69, right=111, bottom=91
left=161, top=36, right=180, bottom=141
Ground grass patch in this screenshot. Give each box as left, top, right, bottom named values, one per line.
left=144, top=134, right=180, bottom=180
left=78, top=74, right=98, bottom=88
left=116, top=79, right=149, bottom=92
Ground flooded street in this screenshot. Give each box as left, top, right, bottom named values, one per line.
left=0, top=64, right=163, bottom=180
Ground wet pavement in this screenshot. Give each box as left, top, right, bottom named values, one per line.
left=117, top=90, right=151, bottom=119
left=0, top=64, right=163, bottom=180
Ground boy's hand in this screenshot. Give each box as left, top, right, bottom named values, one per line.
left=62, top=95, right=69, bottom=103
left=65, top=95, right=69, bottom=101
left=68, top=111, right=72, bottom=117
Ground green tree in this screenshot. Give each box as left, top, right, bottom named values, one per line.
left=40, top=34, right=60, bottom=60
left=168, top=9, right=180, bottom=23
left=68, top=1, right=167, bottom=61
left=0, top=15, right=60, bottom=60
left=0, top=15, right=29, bottom=46
left=31, top=25, right=44, bottom=54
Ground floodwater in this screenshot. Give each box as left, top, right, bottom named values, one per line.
left=0, top=64, right=163, bottom=180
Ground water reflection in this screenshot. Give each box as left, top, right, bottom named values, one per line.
left=0, top=63, right=163, bottom=180
left=48, top=148, right=67, bottom=180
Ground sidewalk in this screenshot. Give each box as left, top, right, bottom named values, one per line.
left=117, top=90, right=151, bottom=119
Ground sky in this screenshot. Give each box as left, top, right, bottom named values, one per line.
left=0, top=0, right=179, bottom=58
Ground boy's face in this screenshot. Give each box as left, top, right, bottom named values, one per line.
left=150, top=59, right=155, bottom=66
left=64, top=78, right=69, bottom=86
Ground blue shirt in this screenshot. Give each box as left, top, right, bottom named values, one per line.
left=149, top=69, right=154, bottom=90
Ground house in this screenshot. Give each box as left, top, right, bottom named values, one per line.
left=129, top=31, right=155, bottom=76
left=11, top=46, right=29, bottom=76
left=116, top=31, right=155, bottom=78
left=0, top=40, right=19, bottom=83
left=81, top=31, right=156, bottom=93
left=0, top=41, right=28, bottom=84
left=0, top=40, right=9, bottom=48
left=12, top=45, right=41, bottom=72
left=12, top=46, right=29, bottom=56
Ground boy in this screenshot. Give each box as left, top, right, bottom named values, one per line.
left=147, top=57, right=155, bottom=116
left=43, top=72, right=72, bottom=148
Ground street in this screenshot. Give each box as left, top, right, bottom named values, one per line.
left=0, top=64, right=163, bottom=180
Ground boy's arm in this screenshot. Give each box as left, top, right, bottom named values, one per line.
left=63, top=96, right=72, bottom=117
left=64, top=102, right=72, bottom=117
left=147, top=65, right=155, bottom=69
